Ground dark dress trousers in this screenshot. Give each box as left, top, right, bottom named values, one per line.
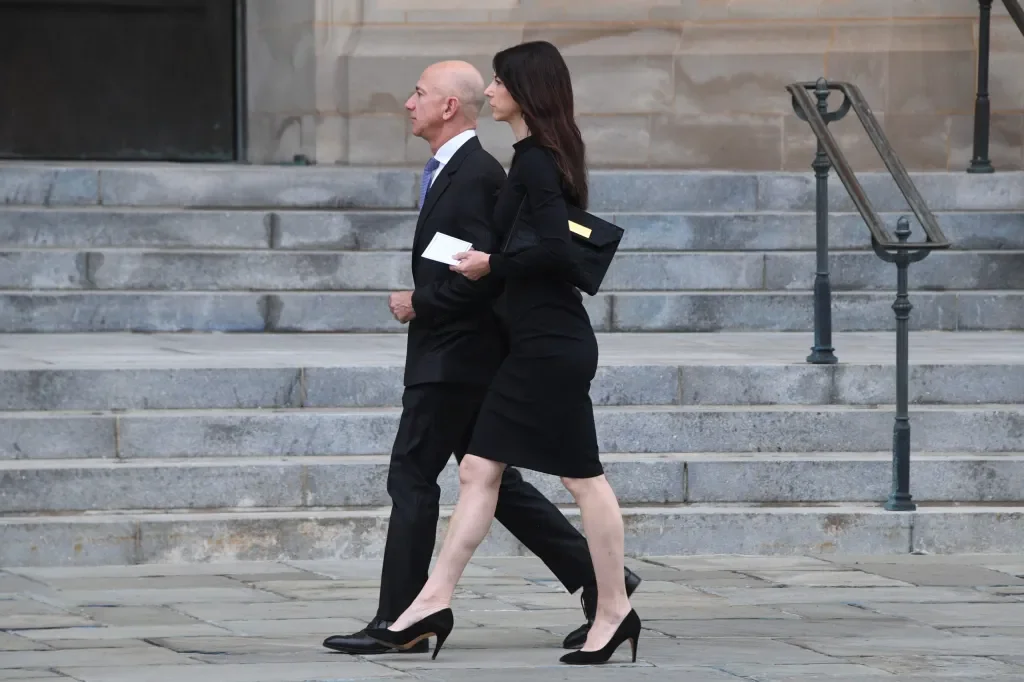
left=377, top=135, right=596, bottom=621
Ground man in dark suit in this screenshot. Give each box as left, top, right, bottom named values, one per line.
left=323, top=61, right=639, bottom=655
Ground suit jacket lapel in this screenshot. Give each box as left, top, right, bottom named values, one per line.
left=412, top=136, right=482, bottom=263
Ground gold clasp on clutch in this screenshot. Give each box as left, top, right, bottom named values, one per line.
left=568, top=220, right=592, bottom=239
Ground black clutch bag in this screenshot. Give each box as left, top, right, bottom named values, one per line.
left=501, top=199, right=624, bottom=296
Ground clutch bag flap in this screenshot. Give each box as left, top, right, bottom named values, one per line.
left=566, top=205, right=624, bottom=248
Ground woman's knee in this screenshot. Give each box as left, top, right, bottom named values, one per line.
left=561, top=474, right=607, bottom=500
left=459, top=454, right=504, bottom=488
left=560, top=475, right=588, bottom=499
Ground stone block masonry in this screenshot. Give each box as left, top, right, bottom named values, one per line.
left=244, top=0, right=1024, bottom=170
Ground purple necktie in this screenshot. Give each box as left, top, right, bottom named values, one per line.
left=419, top=157, right=441, bottom=209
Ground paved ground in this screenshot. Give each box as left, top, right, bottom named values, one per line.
left=3, top=555, right=1024, bottom=681
left=2, top=331, right=1022, bottom=368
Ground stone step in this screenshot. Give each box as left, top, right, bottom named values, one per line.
left=2, top=290, right=1021, bottom=332
left=3, top=249, right=1021, bottom=292
left=3, top=453, right=1022, bottom=514
left=1, top=504, right=1020, bottom=567
left=3, top=404, right=1022, bottom=460
left=2, top=331, right=1018, bottom=412
left=5, top=165, right=1024, bottom=212
left=2, top=362, right=1021, bottom=411
left=1, top=208, right=1021, bottom=252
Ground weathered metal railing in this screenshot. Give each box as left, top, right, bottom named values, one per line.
left=969, top=0, right=1024, bottom=173
left=787, top=78, right=951, bottom=511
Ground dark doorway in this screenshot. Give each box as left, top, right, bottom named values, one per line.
left=0, top=0, right=239, bottom=161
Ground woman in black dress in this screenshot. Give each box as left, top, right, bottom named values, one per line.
left=367, top=41, right=639, bottom=665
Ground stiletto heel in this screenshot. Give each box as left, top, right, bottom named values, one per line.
left=559, top=609, right=641, bottom=665
left=365, top=608, right=454, bottom=658
left=432, top=628, right=449, bottom=660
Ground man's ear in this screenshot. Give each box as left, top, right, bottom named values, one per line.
left=443, top=96, right=460, bottom=121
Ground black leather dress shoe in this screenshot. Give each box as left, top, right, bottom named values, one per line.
left=561, top=566, right=642, bottom=650
left=323, top=619, right=430, bottom=655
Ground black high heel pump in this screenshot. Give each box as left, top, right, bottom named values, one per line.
left=559, top=609, right=641, bottom=665
left=365, top=608, right=454, bottom=660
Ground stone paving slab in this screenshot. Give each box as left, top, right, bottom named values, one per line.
left=0, top=672, right=71, bottom=681
left=415, top=670, right=740, bottom=682
left=40, top=638, right=155, bottom=650
left=60, top=661, right=406, bottom=682
left=737, top=570, right=913, bottom=587
left=18, top=624, right=234, bottom=642
left=45, top=587, right=288, bottom=607
left=861, top=603, right=1024, bottom=627
left=2, top=555, right=1024, bottom=680
left=644, top=619, right=946, bottom=639
left=0, top=646, right=201, bottom=668
left=791, top=635, right=1024, bottom=657
left=79, top=605, right=200, bottom=626
left=841, top=564, right=1024, bottom=586
left=714, top=663, right=899, bottom=681
left=700, top=585, right=1019, bottom=605
left=0, top=633, right=43, bottom=652
left=822, top=553, right=1024, bottom=567
left=857, top=655, right=1024, bottom=678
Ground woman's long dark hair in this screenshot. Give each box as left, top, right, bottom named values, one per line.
left=493, top=41, right=588, bottom=209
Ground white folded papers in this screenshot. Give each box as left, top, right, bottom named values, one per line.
left=421, top=232, right=473, bottom=266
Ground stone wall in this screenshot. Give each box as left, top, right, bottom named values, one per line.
left=245, top=0, right=1024, bottom=170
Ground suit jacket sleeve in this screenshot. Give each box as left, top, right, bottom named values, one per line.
left=410, top=159, right=504, bottom=322
left=488, top=147, right=574, bottom=279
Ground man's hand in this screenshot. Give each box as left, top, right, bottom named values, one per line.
left=389, top=291, right=416, bottom=323
left=450, top=251, right=491, bottom=281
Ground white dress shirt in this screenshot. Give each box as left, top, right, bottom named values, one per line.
left=429, top=129, right=478, bottom=187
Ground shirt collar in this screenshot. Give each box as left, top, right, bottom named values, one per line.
left=434, top=129, right=478, bottom=165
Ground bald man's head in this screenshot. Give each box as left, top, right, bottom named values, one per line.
left=428, top=60, right=486, bottom=121
left=405, top=61, right=486, bottom=149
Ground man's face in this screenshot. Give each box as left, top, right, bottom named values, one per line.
left=405, top=68, right=448, bottom=140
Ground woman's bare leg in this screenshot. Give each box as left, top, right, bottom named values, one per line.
left=561, top=474, right=631, bottom=650
left=390, top=454, right=505, bottom=631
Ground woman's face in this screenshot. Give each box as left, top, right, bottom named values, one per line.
left=484, top=76, right=520, bottom=122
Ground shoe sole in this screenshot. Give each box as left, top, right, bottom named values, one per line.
left=389, top=632, right=435, bottom=651
left=324, top=642, right=430, bottom=655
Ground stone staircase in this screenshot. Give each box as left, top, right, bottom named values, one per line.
left=2, top=165, right=1023, bottom=333
left=1, top=163, right=1023, bottom=567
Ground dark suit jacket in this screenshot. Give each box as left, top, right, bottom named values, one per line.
left=405, top=135, right=507, bottom=388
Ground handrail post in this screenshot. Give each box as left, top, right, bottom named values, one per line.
left=969, top=0, right=996, bottom=173
left=807, top=78, right=838, bottom=364
left=884, top=217, right=917, bottom=511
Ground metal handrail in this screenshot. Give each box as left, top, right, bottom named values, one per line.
left=787, top=81, right=950, bottom=252
left=970, top=0, right=1024, bottom=172
left=787, top=77, right=952, bottom=513
left=1004, top=0, right=1024, bottom=37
